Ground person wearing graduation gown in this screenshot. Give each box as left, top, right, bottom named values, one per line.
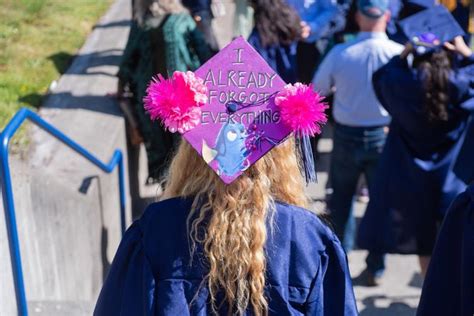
left=247, top=0, right=302, bottom=83
left=285, top=0, right=345, bottom=84
left=358, top=6, right=474, bottom=276
left=416, top=183, right=474, bottom=316
left=94, top=137, right=358, bottom=315
left=96, top=44, right=358, bottom=314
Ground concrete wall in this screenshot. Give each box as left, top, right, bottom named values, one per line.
left=0, top=0, right=132, bottom=314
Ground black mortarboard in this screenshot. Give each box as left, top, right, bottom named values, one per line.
left=399, top=5, right=466, bottom=55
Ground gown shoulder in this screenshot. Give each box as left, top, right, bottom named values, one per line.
left=417, top=184, right=474, bottom=316
left=95, top=198, right=358, bottom=315
left=94, top=219, right=156, bottom=315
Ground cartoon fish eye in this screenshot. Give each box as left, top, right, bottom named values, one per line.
left=226, top=130, right=238, bottom=142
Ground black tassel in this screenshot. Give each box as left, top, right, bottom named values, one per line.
left=297, top=134, right=317, bottom=183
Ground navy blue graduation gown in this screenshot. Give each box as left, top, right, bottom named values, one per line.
left=94, top=198, right=358, bottom=315
left=417, top=183, right=474, bottom=316
left=248, top=30, right=298, bottom=84
left=358, top=55, right=474, bottom=255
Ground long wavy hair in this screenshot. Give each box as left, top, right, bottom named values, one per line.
left=162, top=137, right=308, bottom=315
left=250, top=0, right=302, bottom=47
left=414, top=48, right=454, bottom=122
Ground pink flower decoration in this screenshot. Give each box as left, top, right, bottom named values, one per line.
left=143, top=71, right=208, bottom=134
left=274, top=83, right=328, bottom=137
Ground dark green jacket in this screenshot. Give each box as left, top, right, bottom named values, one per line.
left=118, top=13, right=212, bottom=181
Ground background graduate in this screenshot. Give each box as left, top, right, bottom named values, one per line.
left=358, top=5, right=474, bottom=276
left=94, top=38, right=358, bottom=315
left=417, top=183, right=474, bottom=316
left=247, top=0, right=302, bottom=83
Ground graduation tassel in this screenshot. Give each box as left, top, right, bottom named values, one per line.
left=274, top=82, right=328, bottom=184
left=297, top=134, right=317, bottom=183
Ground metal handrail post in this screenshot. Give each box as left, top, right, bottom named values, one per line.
left=0, top=108, right=127, bottom=315
left=117, top=151, right=126, bottom=235
left=0, top=113, right=28, bottom=316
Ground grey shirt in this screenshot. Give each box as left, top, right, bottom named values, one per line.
left=313, top=32, right=404, bottom=127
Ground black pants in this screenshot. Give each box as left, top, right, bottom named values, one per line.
left=297, top=41, right=323, bottom=159
left=296, top=41, right=322, bottom=84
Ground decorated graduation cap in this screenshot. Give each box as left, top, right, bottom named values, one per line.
left=144, top=37, right=327, bottom=184
left=399, top=5, right=465, bottom=55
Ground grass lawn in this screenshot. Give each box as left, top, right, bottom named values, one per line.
left=0, top=0, right=113, bottom=134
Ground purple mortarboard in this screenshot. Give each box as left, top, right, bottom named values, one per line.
left=399, top=5, right=465, bottom=55
left=143, top=37, right=327, bottom=184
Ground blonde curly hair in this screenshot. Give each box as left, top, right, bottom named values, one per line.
left=162, top=137, right=308, bottom=315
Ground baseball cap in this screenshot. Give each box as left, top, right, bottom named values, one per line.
left=357, top=0, right=390, bottom=18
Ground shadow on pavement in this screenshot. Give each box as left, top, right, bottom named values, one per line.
left=78, top=175, right=111, bottom=281
left=408, top=272, right=424, bottom=289
left=48, top=52, right=75, bottom=75
left=19, top=48, right=125, bottom=114
left=19, top=93, right=122, bottom=116
left=127, top=140, right=161, bottom=220
left=48, top=49, right=123, bottom=76
left=93, top=19, right=131, bottom=29
left=359, top=296, right=418, bottom=316
left=18, top=93, right=43, bottom=108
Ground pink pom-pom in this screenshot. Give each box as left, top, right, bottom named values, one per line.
left=274, top=83, right=328, bottom=136
left=143, top=71, right=208, bottom=134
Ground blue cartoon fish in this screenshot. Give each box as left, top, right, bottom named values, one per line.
left=202, top=122, right=250, bottom=177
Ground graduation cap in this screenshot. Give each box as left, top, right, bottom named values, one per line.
left=399, top=5, right=466, bottom=55
left=143, top=37, right=327, bottom=184
left=398, top=0, right=436, bottom=21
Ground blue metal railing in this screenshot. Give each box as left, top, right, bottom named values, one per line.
left=0, top=108, right=126, bottom=316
